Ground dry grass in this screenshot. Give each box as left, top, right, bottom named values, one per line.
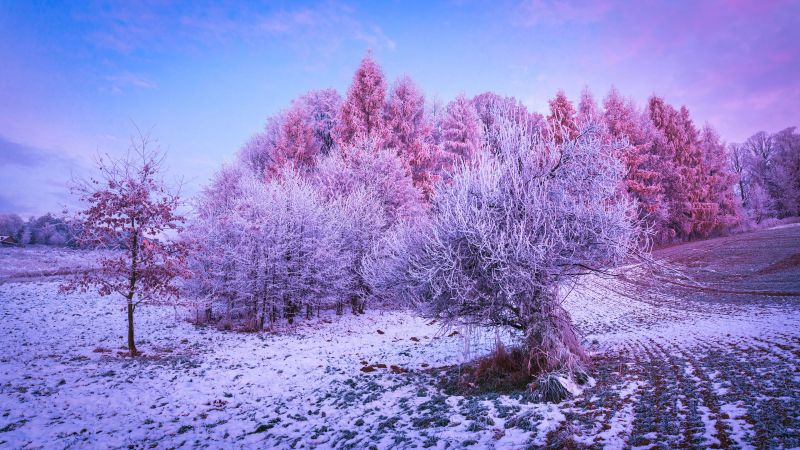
left=440, top=343, right=532, bottom=395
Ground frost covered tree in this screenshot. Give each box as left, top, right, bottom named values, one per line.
left=26, top=213, right=76, bottom=246
left=438, top=95, right=482, bottom=173
left=547, top=91, right=579, bottom=144
left=184, top=163, right=248, bottom=322
left=328, top=188, right=387, bottom=313
left=427, top=96, right=446, bottom=146
left=187, top=167, right=352, bottom=329
left=733, top=130, right=778, bottom=222
left=60, top=134, right=188, bottom=356
left=371, top=111, right=642, bottom=378
left=743, top=131, right=775, bottom=185
left=334, top=52, right=387, bottom=149
left=576, top=88, right=602, bottom=131
left=269, top=104, right=319, bottom=177
left=472, top=92, right=509, bottom=144
left=770, top=127, right=800, bottom=217
left=384, top=75, right=438, bottom=195
left=314, top=137, right=425, bottom=226
left=733, top=127, right=800, bottom=220
left=728, top=142, right=749, bottom=207
left=648, top=96, right=705, bottom=240
left=298, top=88, right=342, bottom=156
left=239, top=90, right=341, bottom=179
left=232, top=171, right=350, bottom=326
left=238, top=116, right=283, bottom=177
left=603, top=88, right=666, bottom=234
left=0, top=213, right=24, bottom=242
left=696, top=125, right=739, bottom=234
left=647, top=97, right=740, bottom=240
left=473, top=92, right=544, bottom=154
left=313, top=140, right=422, bottom=311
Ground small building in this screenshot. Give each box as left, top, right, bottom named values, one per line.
left=0, top=235, right=17, bottom=246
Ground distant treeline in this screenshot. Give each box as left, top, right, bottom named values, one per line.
left=0, top=213, right=78, bottom=247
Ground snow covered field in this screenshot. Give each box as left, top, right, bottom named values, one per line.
left=1, top=226, right=799, bottom=449
left=0, top=246, right=106, bottom=283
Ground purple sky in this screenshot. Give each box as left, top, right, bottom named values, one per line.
left=1, top=0, right=798, bottom=216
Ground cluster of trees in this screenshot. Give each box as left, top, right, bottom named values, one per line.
left=603, top=92, right=739, bottom=242
left=729, top=128, right=800, bottom=223
left=184, top=53, right=650, bottom=375
left=188, top=131, right=423, bottom=330
left=0, top=213, right=77, bottom=246
left=186, top=54, right=751, bottom=336
left=63, top=53, right=795, bottom=375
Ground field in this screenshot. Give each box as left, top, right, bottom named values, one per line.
left=0, top=226, right=799, bottom=449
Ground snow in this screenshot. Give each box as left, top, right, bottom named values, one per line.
left=1, top=232, right=799, bottom=448
left=0, top=281, right=540, bottom=448
left=594, top=380, right=643, bottom=448
left=720, top=403, right=754, bottom=448
left=556, top=375, right=594, bottom=397
left=0, top=246, right=105, bottom=282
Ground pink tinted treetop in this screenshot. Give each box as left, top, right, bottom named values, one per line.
left=334, top=52, right=388, bottom=149
left=547, top=91, right=579, bottom=144
left=384, top=75, right=438, bottom=196
left=440, top=95, right=482, bottom=167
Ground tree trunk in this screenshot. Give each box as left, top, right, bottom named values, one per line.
left=127, top=301, right=137, bottom=356
left=270, top=303, right=278, bottom=324
left=127, top=223, right=139, bottom=356
left=738, top=180, right=747, bottom=206
left=523, top=295, right=586, bottom=377
left=285, top=297, right=296, bottom=324
left=351, top=296, right=360, bottom=315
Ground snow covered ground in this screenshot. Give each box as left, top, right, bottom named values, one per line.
left=1, top=226, right=799, bottom=449
left=0, top=246, right=106, bottom=282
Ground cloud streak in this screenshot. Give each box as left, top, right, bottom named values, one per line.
left=104, top=73, right=158, bottom=94
left=0, top=136, right=75, bottom=167
left=81, top=2, right=395, bottom=58
left=0, top=135, right=83, bottom=215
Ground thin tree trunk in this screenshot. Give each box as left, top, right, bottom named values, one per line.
left=127, top=301, right=137, bottom=356
left=738, top=180, right=746, bottom=206
left=127, top=223, right=138, bottom=356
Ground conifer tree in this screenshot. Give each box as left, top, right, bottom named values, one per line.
left=334, top=52, right=388, bottom=149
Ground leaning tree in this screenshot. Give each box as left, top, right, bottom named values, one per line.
left=371, top=109, right=644, bottom=378
left=61, top=133, right=188, bottom=356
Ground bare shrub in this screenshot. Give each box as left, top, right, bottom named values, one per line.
left=368, top=110, right=644, bottom=380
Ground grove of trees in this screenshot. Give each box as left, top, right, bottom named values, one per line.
left=728, top=127, right=800, bottom=223
left=52, top=53, right=798, bottom=380
left=0, top=213, right=77, bottom=246
left=176, top=51, right=798, bottom=381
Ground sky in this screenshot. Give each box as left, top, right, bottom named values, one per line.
left=1, top=0, right=798, bottom=216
